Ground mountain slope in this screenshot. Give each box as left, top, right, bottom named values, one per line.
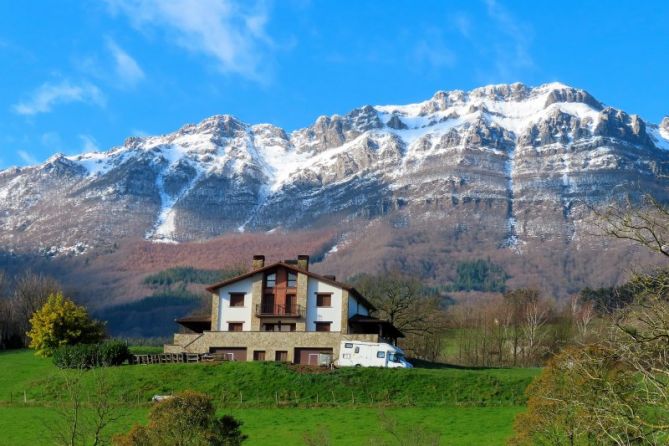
left=1, top=82, right=668, bottom=296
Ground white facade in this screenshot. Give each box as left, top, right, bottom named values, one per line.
left=348, top=295, right=370, bottom=318
left=214, top=271, right=372, bottom=333
left=216, top=275, right=257, bottom=331
left=306, top=278, right=343, bottom=331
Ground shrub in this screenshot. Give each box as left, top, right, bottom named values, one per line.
left=99, top=340, right=131, bottom=366
left=52, top=343, right=100, bottom=369
left=27, top=292, right=105, bottom=356
left=52, top=341, right=130, bottom=369
left=113, top=391, right=247, bottom=446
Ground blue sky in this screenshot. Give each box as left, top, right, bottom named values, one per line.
left=1, top=0, right=668, bottom=168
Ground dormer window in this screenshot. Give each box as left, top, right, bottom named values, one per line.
left=287, top=271, right=297, bottom=288
left=265, top=272, right=276, bottom=288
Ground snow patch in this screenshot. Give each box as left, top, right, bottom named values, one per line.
left=40, top=242, right=90, bottom=258
left=649, top=126, right=669, bottom=151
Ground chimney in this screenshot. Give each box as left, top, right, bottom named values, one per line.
left=252, top=255, right=265, bottom=270
left=297, top=255, right=309, bottom=271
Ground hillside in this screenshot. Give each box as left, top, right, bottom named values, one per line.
left=0, top=350, right=538, bottom=445
left=1, top=82, right=668, bottom=314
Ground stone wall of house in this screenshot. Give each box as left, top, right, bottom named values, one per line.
left=164, top=331, right=378, bottom=361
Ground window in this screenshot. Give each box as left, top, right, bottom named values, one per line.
left=344, top=343, right=353, bottom=349
left=228, top=322, right=243, bottom=332
left=275, top=350, right=288, bottom=362
left=263, top=323, right=296, bottom=332
left=316, top=293, right=332, bottom=307
left=377, top=351, right=386, bottom=358
left=287, top=271, right=297, bottom=288
left=354, top=347, right=360, bottom=353
left=229, top=293, right=245, bottom=307
left=261, top=294, right=275, bottom=314
left=315, top=322, right=331, bottom=332
left=265, top=272, right=276, bottom=288
left=253, top=351, right=266, bottom=361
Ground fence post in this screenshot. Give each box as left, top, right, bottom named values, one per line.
left=275, top=391, right=278, bottom=405
left=331, top=390, right=336, bottom=404
left=239, top=391, right=243, bottom=404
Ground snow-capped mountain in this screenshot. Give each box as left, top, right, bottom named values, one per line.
left=1, top=82, right=668, bottom=256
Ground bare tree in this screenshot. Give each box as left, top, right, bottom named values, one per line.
left=52, top=368, right=123, bottom=446
left=522, top=299, right=549, bottom=365
left=351, top=272, right=448, bottom=360
left=11, top=271, right=62, bottom=345
left=0, top=270, right=14, bottom=349
left=53, top=369, right=85, bottom=446
left=571, top=295, right=595, bottom=343
left=372, top=412, right=440, bottom=446
left=504, top=289, right=540, bottom=366
left=598, top=194, right=669, bottom=258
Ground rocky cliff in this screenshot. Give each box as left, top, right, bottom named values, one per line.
left=1, top=82, right=668, bottom=287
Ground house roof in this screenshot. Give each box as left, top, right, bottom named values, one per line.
left=205, top=262, right=377, bottom=311
left=348, top=314, right=405, bottom=339
left=175, top=315, right=212, bottom=333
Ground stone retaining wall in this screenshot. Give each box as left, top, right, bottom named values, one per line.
left=164, top=331, right=379, bottom=362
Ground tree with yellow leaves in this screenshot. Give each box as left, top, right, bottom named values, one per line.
left=27, top=292, right=105, bottom=356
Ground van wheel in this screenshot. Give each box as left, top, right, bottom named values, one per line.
left=355, top=364, right=361, bottom=367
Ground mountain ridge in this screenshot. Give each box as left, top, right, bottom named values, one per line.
left=1, top=82, right=668, bottom=294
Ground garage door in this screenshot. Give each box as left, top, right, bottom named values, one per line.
left=210, top=347, right=247, bottom=361
left=294, top=348, right=333, bottom=365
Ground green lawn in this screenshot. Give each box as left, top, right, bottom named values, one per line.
left=0, top=406, right=523, bottom=445
left=0, top=350, right=537, bottom=445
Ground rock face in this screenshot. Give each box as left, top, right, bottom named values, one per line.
left=1, top=82, right=668, bottom=260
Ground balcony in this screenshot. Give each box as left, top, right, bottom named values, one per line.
left=255, top=303, right=305, bottom=318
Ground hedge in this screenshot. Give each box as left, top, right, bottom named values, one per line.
left=52, top=340, right=131, bottom=369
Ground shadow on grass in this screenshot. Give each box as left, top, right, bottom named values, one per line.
left=409, top=358, right=510, bottom=370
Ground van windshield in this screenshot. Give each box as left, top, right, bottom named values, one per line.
left=388, top=352, right=403, bottom=363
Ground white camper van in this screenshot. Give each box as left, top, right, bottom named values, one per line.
left=337, top=340, right=412, bottom=368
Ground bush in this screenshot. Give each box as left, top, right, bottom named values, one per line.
left=27, top=292, right=105, bottom=356
left=113, top=391, right=247, bottom=446
left=99, top=340, right=131, bottom=366
left=52, top=343, right=99, bottom=369
left=52, top=341, right=130, bottom=369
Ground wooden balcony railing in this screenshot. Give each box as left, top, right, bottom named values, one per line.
left=255, top=303, right=304, bottom=318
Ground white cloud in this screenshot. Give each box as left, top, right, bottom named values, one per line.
left=79, top=134, right=100, bottom=152
left=106, top=0, right=274, bottom=81
left=107, top=38, right=145, bottom=87
left=484, top=0, right=534, bottom=79
left=13, top=81, right=106, bottom=116
left=452, top=13, right=472, bottom=38
left=413, top=40, right=456, bottom=70
left=17, top=150, right=38, bottom=165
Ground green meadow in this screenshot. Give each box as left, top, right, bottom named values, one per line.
left=0, top=350, right=539, bottom=445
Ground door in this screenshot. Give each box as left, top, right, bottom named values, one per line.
left=295, top=348, right=333, bottom=365
left=262, top=294, right=275, bottom=314
left=285, top=294, right=295, bottom=314
left=210, top=347, right=247, bottom=361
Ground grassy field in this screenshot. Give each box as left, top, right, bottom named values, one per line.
left=0, top=406, right=523, bottom=445
left=0, top=350, right=538, bottom=445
